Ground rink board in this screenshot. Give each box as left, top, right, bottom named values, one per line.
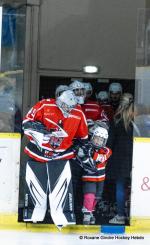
left=0, top=133, right=21, bottom=213
left=0, top=214, right=150, bottom=234
left=0, top=135, right=150, bottom=234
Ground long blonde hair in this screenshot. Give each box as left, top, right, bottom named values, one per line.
left=114, top=93, right=134, bottom=131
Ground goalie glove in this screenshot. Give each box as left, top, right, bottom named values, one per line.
left=23, top=121, right=50, bottom=134
left=23, top=121, right=51, bottom=150
left=23, top=121, right=68, bottom=150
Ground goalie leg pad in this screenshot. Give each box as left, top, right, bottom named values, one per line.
left=23, top=160, right=48, bottom=222
left=47, top=160, right=76, bottom=227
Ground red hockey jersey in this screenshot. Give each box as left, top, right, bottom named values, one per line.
left=23, top=98, right=88, bottom=162
left=82, top=100, right=108, bottom=122
left=100, top=103, right=114, bottom=121
left=82, top=147, right=112, bottom=182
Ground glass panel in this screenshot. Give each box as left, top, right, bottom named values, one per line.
left=0, top=5, right=26, bottom=133
left=134, top=9, right=150, bottom=137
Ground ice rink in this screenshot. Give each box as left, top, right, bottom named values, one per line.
left=0, top=231, right=150, bottom=245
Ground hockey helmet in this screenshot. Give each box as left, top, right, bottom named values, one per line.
left=69, top=80, right=85, bottom=104
left=109, top=82, right=122, bottom=94
left=55, top=85, right=69, bottom=98
left=56, top=90, right=77, bottom=117
left=97, top=91, right=109, bottom=102
left=84, top=82, right=93, bottom=98
left=91, top=126, right=108, bottom=148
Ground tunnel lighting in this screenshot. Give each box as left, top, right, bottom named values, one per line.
left=83, top=65, right=99, bottom=73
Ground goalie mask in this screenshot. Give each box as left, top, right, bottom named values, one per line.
left=56, top=90, right=77, bottom=117
left=69, top=80, right=85, bottom=104
left=91, top=126, right=108, bottom=149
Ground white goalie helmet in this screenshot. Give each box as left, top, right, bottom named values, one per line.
left=97, top=91, right=109, bottom=102
left=56, top=90, right=77, bottom=117
left=69, top=80, right=85, bottom=104
left=55, top=85, right=69, bottom=98
left=109, top=82, right=122, bottom=94
left=91, top=126, right=108, bottom=148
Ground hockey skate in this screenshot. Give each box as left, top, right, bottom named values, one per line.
left=109, top=214, right=125, bottom=224
left=82, top=207, right=96, bottom=225
left=90, top=214, right=96, bottom=225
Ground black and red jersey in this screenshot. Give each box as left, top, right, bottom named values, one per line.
left=82, top=147, right=112, bottom=182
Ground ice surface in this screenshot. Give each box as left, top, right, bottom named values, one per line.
left=0, top=231, right=149, bottom=245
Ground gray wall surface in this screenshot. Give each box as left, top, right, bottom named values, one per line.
left=38, top=0, right=145, bottom=79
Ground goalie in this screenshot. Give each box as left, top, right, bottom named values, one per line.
left=22, top=90, right=88, bottom=228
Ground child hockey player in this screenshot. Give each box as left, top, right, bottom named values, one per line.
left=78, top=125, right=112, bottom=225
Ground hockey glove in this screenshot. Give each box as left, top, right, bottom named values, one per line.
left=82, top=156, right=97, bottom=174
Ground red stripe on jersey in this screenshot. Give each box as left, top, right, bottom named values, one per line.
left=24, top=148, right=47, bottom=163
left=82, top=176, right=105, bottom=182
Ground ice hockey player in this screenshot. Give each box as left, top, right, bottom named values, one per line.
left=84, top=82, right=93, bottom=100
left=77, top=125, right=112, bottom=225
left=97, top=90, right=114, bottom=121
left=55, top=84, right=69, bottom=98
left=83, top=82, right=107, bottom=121
left=22, top=90, right=88, bottom=227
left=23, top=89, right=88, bottom=161
left=69, top=79, right=86, bottom=105
left=109, top=82, right=122, bottom=112
left=69, top=79, right=106, bottom=121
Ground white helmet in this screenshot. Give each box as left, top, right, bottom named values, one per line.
left=109, top=82, right=122, bottom=93
left=89, top=120, right=109, bottom=135
left=91, top=126, right=108, bottom=148
left=97, top=91, right=109, bottom=102
left=55, top=85, right=69, bottom=98
left=84, top=82, right=93, bottom=98
left=69, top=80, right=85, bottom=104
left=56, top=90, right=77, bottom=117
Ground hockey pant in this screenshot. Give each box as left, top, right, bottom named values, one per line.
left=23, top=160, right=76, bottom=227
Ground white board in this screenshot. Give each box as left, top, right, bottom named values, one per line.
left=0, top=133, right=21, bottom=213
left=130, top=138, right=150, bottom=217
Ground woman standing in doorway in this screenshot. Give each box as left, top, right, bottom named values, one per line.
left=106, top=93, right=134, bottom=224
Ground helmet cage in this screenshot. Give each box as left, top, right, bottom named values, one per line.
left=91, top=135, right=107, bottom=148
left=90, top=126, right=108, bottom=148
left=56, top=90, right=77, bottom=117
